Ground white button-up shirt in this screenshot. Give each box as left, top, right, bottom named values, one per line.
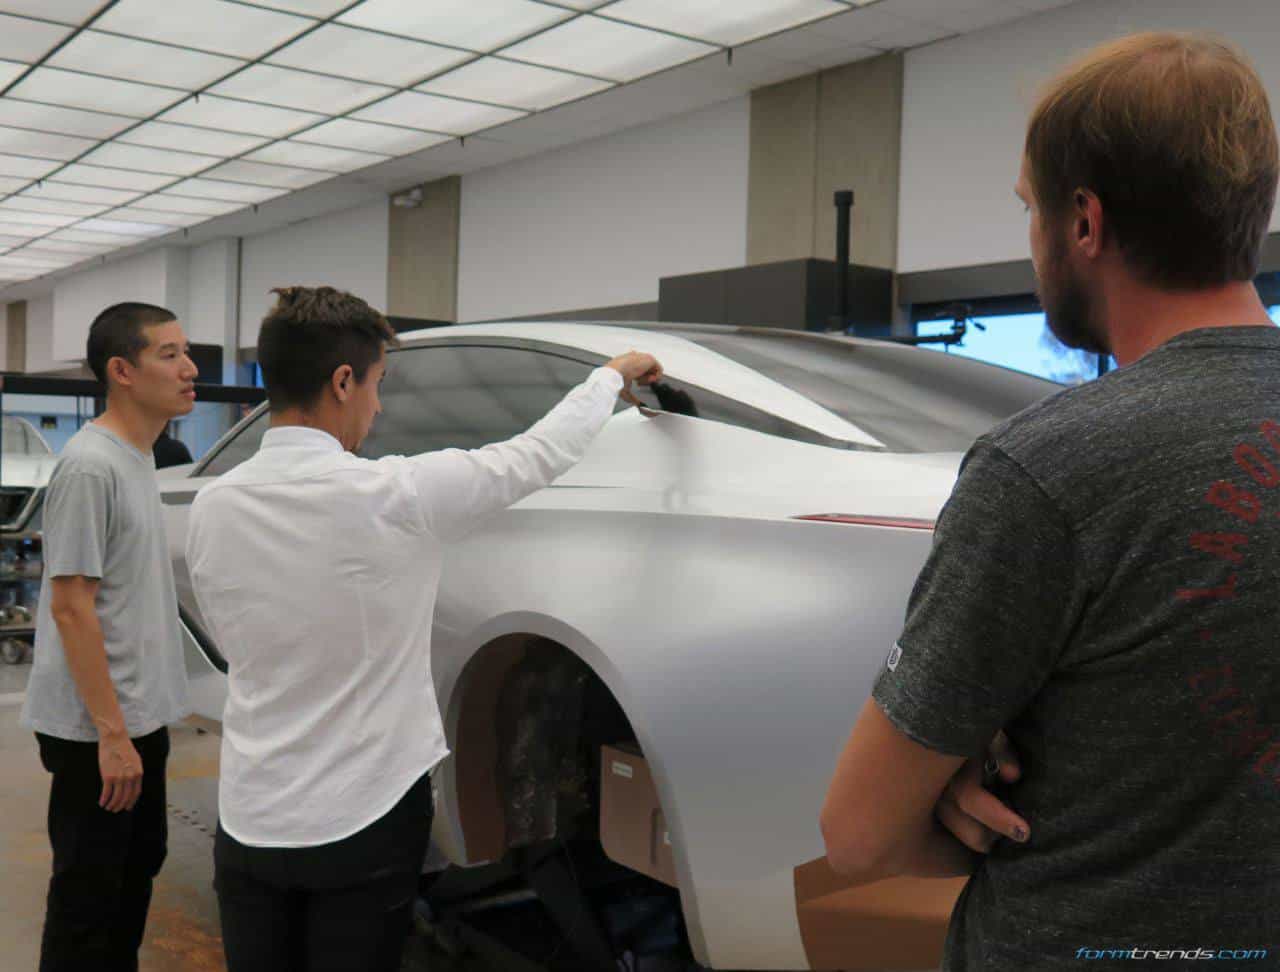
left=186, top=366, right=624, bottom=847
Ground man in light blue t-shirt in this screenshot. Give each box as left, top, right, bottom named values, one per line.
left=20, top=302, right=198, bottom=971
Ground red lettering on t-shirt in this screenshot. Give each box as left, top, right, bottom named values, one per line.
left=1235, top=444, right=1280, bottom=489
left=1189, top=532, right=1248, bottom=565
left=1252, top=742, right=1280, bottom=785
left=1176, top=575, right=1238, bottom=602
left=1189, top=664, right=1235, bottom=709
left=1261, top=420, right=1280, bottom=457
left=1204, top=481, right=1262, bottom=524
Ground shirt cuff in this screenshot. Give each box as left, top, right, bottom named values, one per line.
left=590, top=366, right=626, bottom=393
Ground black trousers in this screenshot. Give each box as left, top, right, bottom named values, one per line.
left=214, top=771, right=433, bottom=972
left=35, top=727, right=170, bottom=972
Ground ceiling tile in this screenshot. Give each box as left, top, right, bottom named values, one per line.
left=109, top=205, right=206, bottom=226
left=876, top=0, right=1016, bottom=32
left=353, top=91, right=524, bottom=136
left=0, top=2, right=108, bottom=25
left=235, top=0, right=351, bottom=13
left=211, top=64, right=392, bottom=115
left=20, top=238, right=115, bottom=255
left=540, top=0, right=613, bottom=7
left=293, top=118, right=453, bottom=155
left=0, top=13, right=71, bottom=62
left=76, top=216, right=173, bottom=236
left=49, top=30, right=245, bottom=90
left=201, top=159, right=332, bottom=188
left=268, top=24, right=473, bottom=87
left=0, top=249, right=79, bottom=267
left=0, top=174, right=30, bottom=192
left=117, top=121, right=269, bottom=157
left=0, top=153, right=60, bottom=178
left=0, top=98, right=134, bottom=139
left=158, top=95, right=324, bottom=137
left=338, top=0, right=572, bottom=53
left=7, top=67, right=185, bottom=117
left=55, top=162, right=176, bottom=190
left=0, top=217, right=63, bottom=235
left=80, top=141, right=217, bottom=176
left=27, top=181, right=143, bottom=205
left=604, top=0, right=847, bottom=47
left=503, top=16, right=715, bottom=82
left=93, top=0, right=312, bottom=58
left=130, top=192, right=246, bottom=215
left=0, top=59, right=26, bottom=88
left=244, top=140, right=389, bottom=172
left=419, top=57, right=612, bottom=111
left=167, top=177, right=285, bottom=202
left=0, top=233, right=41, bottom=247
left=0, top=125, right=97, bottom=159
left=0, top=207, right=81, bottom=227
left=0, top=195, right=107, bottom=217
left=47, top=226, right=150, bottom=244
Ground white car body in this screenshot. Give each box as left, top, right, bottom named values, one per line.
left=161, top=322, right=1058, bottom=970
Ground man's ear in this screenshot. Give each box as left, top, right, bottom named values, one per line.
left=1073, top=188, right=1105, bottom=259
left=105, top=356, right=133, bottom=389
left=331, top=364, right=354, bottom=403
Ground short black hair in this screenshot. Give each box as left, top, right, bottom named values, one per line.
left=86, top=302, right=177, bottom=386
left=256, top=286, right=398, bottom=412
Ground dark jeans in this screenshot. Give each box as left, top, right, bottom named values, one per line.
left=214, top=771, right=434, bottom=972
left=35, top=727, right=170, bottom=972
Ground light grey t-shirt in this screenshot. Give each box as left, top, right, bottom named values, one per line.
left=20, top=423, right=188, bottom=741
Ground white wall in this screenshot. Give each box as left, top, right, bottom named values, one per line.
left=457, top=97, right=750, bottom=322
left=898, top=0, right=1280, bottom=274
left=50, top=249, right=174, bottom=364
left=25, top=295, right=57, bottom=374
left=238, top=199, right=389, bottom=349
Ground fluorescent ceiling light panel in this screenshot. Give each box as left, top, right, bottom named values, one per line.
left=30, top=182, right=143, bottom=205
left=0, top=153, right=59, bottom=178
left=0, top=2, right=107, bottom=24
left=0, top=14, right=70, bottom=63
left=77, top=217, right=172, bottom=236
left=130, top=193, right=245, bottom=215
left=211, top=64, right=392, bottom=115
left=267, top=24, right=473, bottom=87
left=55, top=163, right=176, bottom=191
left=293, top=118, right=453, bottom=155
left=49, top=31, right=245, bottom=90
left=47, top=227, right=148, bottom=244
left=167, top=177, right=285, bottom=203
left=0, top=125, right=97, bottom=159
left=419, top=57, right=612, bottom=111
left=93, top=0, right=312, bottom=59
left=159, top=95, right=324, bottom=137
left=503, top=17, right=715, bottom=82
left=8, top=67, right=186, bottom=117
left=109, top=206, right=206, bottom=226
left=81, top=142, right=217, bottom=176
left=244, top=140, right=389, bottom=172
left=1, top=196, right=107, bottom=217
left=0, top=59, right=26, bottom=88
left=353, top=91, right=524, bottom=136
left=338, top=0, right=572, bottom=53
left=0, top=99, right=134, bottom=139
left=202, top=159, right=331, bottom=189
left=118, top=121, right=268, bottom=157
left=603, top=0, right=848, bottom=46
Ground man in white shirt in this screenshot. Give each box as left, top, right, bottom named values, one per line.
left=186, top=285, right=661, bottom=972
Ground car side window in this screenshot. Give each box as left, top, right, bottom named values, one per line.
left=199, top=406, right=270, bottom=477
left=359, top=345, right=597, bottom=459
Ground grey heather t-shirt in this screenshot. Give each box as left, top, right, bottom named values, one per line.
left=20, top=424, right=188, bottom=741
left=873, top=326, right=1280, bottom=969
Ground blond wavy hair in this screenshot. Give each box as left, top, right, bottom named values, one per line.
left=1025, top=32, right=1278, bottom=288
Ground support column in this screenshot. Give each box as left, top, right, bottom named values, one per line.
left=4, top=302, right=25, bottom=372
left=388, top=176, right=461, bottom=322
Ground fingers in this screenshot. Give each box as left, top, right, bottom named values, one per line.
left=948, top=767, right=1030, bottom=844
left=989, top=731, right=1022, bottom=782
left=936, top=793, right=999, bottom=853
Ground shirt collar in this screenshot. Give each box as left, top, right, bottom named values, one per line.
left=260, top=425, right=345, bottom=453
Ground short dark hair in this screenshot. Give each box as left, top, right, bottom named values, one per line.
left=86, top=302, right=177, bottom=386
left=256, top=286, right=398, bottom=412
left=1026, top=32, right=1279, bottom=289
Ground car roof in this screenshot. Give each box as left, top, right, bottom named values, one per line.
left=396, top=321, right=884, bottom=447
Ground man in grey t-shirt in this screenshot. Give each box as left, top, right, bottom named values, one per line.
left=821, top=33, right=1279, bottom=969
left=20, top=302, right=198, bottom=970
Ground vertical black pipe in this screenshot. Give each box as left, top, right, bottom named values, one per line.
left=829, top=190, right=855, bottom=333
